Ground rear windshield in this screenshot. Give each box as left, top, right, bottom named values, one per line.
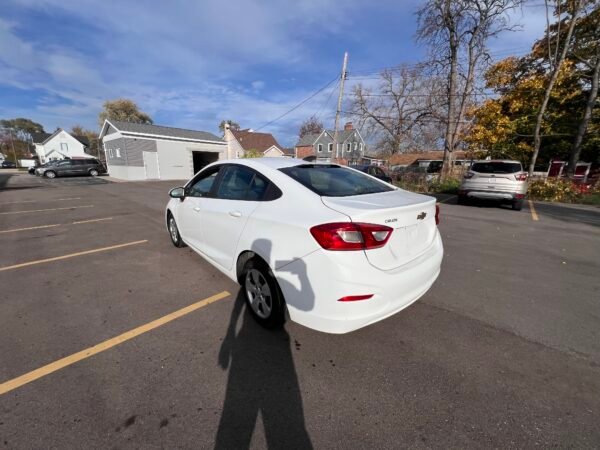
left=471, top=162, right=522, bottom=174
left=279, top=164, right=394, bottom=197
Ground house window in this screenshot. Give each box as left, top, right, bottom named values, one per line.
left=328, top=143, right=333, bottom=152
left=116, top=148, right=121, bottom=158
left=359, top=143, right=363, bottom=152
left=354, top=142, right=358, bottom=150
left=108, top=149, right=114, bottom=158
left=346, top=143, right=351, bottom=152
left=60, top=143, right=69, bottom=152
left=318, top=144, right=323, bottom=153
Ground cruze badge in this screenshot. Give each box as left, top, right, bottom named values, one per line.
left=417, top=212, right=427, bottom=220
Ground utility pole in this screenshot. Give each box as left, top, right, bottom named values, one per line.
left=333, top=51, right=348, bottom=162
left=9, top=128, right=18, bottom=168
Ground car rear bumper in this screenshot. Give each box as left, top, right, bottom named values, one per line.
left=274, top=231, right=443, bottom=334
left=460, top=190, right=525, bottom=201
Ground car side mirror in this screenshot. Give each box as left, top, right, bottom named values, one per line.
left=169, top=187, right=185, bottom=200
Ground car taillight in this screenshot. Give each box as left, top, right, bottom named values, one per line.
left=435, top=204, right=440, bottom=225
left=514, top=173, right=527, bottom=181
left=310, top=222, right=393, bottom=251
left=464, top=172, right=474, bottom=179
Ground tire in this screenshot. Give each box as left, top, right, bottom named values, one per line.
left=242, top=258, right=285, bottom=329
left=457, top=195, right=467, bottom=205
left=89, top=169, right=99, bottom=177
left=512, top=199, right=523, bottom=211
left=44, top=171, right=56, bottom=179
left=167, top=213, right=185, bottom=248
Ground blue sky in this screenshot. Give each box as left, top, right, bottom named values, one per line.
left=0, top=0, right=547, bottom=146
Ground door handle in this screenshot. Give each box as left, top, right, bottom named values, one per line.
left=229, top=211, right=242, bottom=218
left=193, top=207, right=201, bottom=212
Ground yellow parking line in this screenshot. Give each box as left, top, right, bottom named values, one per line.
left=0, top=205, right=94, bottom=215
left=72, top=217, right=113, bottom=225
left=0, top=240, right=148, bottom=272
left=528, top=200, right=539, bottom=221
left=0, top=291, right=231, bottom=395
left=0, top=197, right=81, bottom=205
left=0, top=224, right=61, bottom=234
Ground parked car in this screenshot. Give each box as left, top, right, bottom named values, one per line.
left=458, top=160, right=528, bottom=210
left=35, top=158, right=106, bottom=178
left=165, top=158, right=443, bottom=334
left=29, top=162, right=48, bottom=174
left=351, top=164, right=392, bottom=183
left=1, top=160, right=16, bottom=168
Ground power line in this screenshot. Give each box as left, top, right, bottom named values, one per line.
left=254, top=76, right=338, bottom=132
left=314, top=78, right=340, bottom=122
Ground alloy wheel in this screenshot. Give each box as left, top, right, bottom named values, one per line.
left=245, top=268, right=272, bottom=319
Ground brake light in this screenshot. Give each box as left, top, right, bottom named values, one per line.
left=464, top=172, right=474, bottom=179
left=310, top=222, right=393, bottom=251
left=435, top=204, right=440, bottom=225
left=338, top=294, right=374, bottom=302
left=514, top=173, right=528, bottom=181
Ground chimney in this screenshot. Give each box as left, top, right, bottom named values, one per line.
left=344, top=122, right=353, bottom=131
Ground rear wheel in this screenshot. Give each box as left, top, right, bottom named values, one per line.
left=512, top=199, right=523, bottom=211
left=457, top=195, right=467, bottom=205
left=167, top=213, right=185, bottom=247
left=243, top=259, right=285, bottom=329
left=44, top=170, right=56, bottom=179
left=89, top=169, right=99, bottom=177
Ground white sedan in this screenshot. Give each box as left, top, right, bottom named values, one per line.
left=165, top=158, right=443, bottom=334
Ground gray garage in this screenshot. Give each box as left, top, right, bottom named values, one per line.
left=99, top=120, right=226, bottom=181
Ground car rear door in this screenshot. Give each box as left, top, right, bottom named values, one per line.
left=199, top=165, right=265, bottom=271
left=470, top=162, right=522, bottom=191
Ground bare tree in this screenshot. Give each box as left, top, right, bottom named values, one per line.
left=529, top=0, right=584, bottom=176
left=349, top=66, right=444, bottom=155
left=568, top=2, right=599, bottom=176
left=298, top=116, right=324, bottom=139
left=417, top=0, right=523, bottom=180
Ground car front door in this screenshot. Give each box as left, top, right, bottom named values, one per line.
left=177, top=166, right=222, bottom=250
left=199, top=165, right=266, bottom=271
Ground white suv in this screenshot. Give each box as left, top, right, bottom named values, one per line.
left=458, top=160, right=528, bottom=210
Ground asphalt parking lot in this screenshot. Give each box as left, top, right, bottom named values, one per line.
left=1, top=171, right=599, bottom=449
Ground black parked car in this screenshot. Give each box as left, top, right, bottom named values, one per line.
left=351, top=164, right=392, bottom=183
left=36, top=158, right=106, bottom=178
left=1, top=160, right=17, bottom=168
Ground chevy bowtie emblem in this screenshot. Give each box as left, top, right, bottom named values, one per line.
left=417, top=212, right=427, bottom=220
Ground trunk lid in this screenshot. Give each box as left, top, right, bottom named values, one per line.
left=322, top=189, right=437, bottom=271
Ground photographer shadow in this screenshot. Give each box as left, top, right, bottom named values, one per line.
left=215, top=239, right=314, bottom=449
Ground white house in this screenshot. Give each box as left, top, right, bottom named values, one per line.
left=32, top=129, right=91, bottom=163
left=99, top=120, right=227, bottom=181
left=224, top=126, right=287, bottom=158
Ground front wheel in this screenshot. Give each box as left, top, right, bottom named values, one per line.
left=167, top=214, right=185, bottom=247
left=243, top=259, right=285, bottom=329
left=89, top=169, right=99, bottom=177
left=44, top=171, right=56, bottom=179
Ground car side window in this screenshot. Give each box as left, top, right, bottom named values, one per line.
left=216, top=166, right=256, bottom=200
left=187, top=167, right=221, bottom=197
left=211, top=165, right=276, bottom=201
left=57, top=160, right=70, bottom=167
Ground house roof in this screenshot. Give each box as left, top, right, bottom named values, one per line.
left=32, top=130, right=90, bottom=146
left=282, top=147, right=295, bottom=156
left=31, top=133, right=52, bottom=144
left=388, top=151, right=468, bottom=166
left=296, top=129, right=355, bottom=147
left=232, top=129, right=282, bottom=152
left=102, top=120, right=223, bottom=143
